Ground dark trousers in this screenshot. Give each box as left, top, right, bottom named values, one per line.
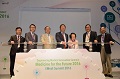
left=10, top=55, right=16, bottom=76
left=10, top=48, right=21, bottom=76
left=84, top=46, right=97, bottom=52
left=84, top=46, right=89, bottom=51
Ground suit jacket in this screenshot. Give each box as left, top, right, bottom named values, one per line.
left=25, top=32, right=38, bottom=52
left=40, top=34, right=55, bottom=49
left=96, top=33, right=114, bottom=54
left=55, top=32, right=68, bottom=49
left=83, top=31, right=97, bottom=52
left=8, top=35, right=25, bottom=55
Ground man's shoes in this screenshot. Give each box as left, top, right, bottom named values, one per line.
left=104, top=74, right=113, bottom=78
left=10, top=74, right=15, bottom=77
left=104, top=74, right=109, bottom=77
left=108, top=74, right=113, bottom=78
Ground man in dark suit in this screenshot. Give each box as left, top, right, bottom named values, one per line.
left=55, top=24, right=68, bottom=49
left=8, top=27, right=25, bottom=77
left=83, top=24, right=97, bottom=52
left=25, top=24, right=38, bottom=52
left=94, top=26, right=114, bottom=78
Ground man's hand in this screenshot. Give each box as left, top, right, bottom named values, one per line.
left=28, top=41, right=33, bottom=45
left=62, top=41, right=66, bottom=45
left=94, top=40, right=98, bottom=44
left=62, top=41, right=67, bottom=48
left=11, top=41, right=14, bottom=44
left=43, top=42, right=48, bottom=45
left=109, top=41, right=114, bottom=45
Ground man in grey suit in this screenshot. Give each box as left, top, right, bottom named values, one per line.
left=25, top=24, right=38, bottom=52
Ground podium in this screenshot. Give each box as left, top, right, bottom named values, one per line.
left=11, top=49, right=105, bottom=79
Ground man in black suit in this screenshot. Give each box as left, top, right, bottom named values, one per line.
left=8, top=27, right=25, bottom=77
left=55, top=24, right=68, bottom=49
left=83, top=24, right=97, bottom=52
left=25, top=24, right=38, bottom=52
left=94, top=26, right=114, bottom=78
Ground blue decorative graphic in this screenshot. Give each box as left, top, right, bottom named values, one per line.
left=100, top=23, right=106, bottom=28
left=117, top=7, right=120, bottom=18
left=117, top=7, right=120, bottom=11
left=109, top=1, right=120, bottom=16
left=33, top=69, right=40, bottom=79
left=109, top=1, right=116, bottom=7
left=104, top=12, right=115, bottom=23
left=118, top=0, right=120, bottom=3
left=115, top=25, right=120, bottom=33
left=101, top=6, right=107, bottom=12
left=100, top=1, right=120, bottom=45
left=34, top=69, right=39, bottom=76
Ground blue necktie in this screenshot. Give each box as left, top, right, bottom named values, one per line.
left=101, top=35, right=104, bottom=42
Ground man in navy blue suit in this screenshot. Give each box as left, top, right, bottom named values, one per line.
left=55, top=24, right=68, bottom=49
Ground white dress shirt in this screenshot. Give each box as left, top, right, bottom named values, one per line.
left=85, top=31, right=91, bottom=46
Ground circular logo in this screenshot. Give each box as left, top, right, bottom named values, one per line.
left=109, top=1, right=116, bottom=7
left=1, top=56, right=8, bottom=62
left=115, top=25, right=120, bottom=33
left=34, top=69, right=40, bottom=76
left=104, top=12, right=115, bottom=23
left=118, top=0, right=120, bottom=3
left=100, top=23, right=106, bottom=28
left=117, top=7, right=120, bottom=11
left=101, top=6, right=107, bottom=12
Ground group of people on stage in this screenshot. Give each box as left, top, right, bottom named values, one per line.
left=9, top=23, right=114, bottom=78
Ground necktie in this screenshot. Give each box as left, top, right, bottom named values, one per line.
left=17, top=36, right=20, bottom=48
left=101, top=35, right=104, bottom=42
left=62, top=33, right=65, bottom=41
left=62, top=33, right=66, bottom=48
left=48, top=34, right=51, bottom=44
left=32, top=33, right=35, bottom=41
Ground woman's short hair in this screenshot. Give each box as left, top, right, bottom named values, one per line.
left=69, top=33, right=76, bottom=39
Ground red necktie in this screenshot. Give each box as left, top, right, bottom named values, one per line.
left=62, top=33, right=66, bottom=48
